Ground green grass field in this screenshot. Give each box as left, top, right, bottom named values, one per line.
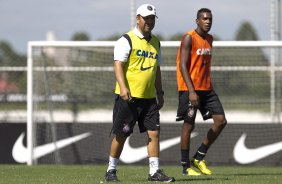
left=1, top=165, right=281, bottom=184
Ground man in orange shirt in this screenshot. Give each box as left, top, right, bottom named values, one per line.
left=176, top=8, right=227, bottom=176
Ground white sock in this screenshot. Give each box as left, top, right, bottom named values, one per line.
left=149, top=157, right=160, bottom=175
left=107, top=156, right=118, bottom=171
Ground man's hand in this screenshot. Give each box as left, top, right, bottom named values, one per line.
left=188, top=91, right=199, bottom=107
left=157, top=93, right=164, bottom=110
left=120, top=87, right=132, bottom=102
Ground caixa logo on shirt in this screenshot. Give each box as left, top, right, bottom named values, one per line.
left=196, top=48, right=212, bottom=56
left=136, top=49, right=158, bottom=60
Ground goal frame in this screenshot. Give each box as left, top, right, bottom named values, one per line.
left=27, top=40, right=282, bottom=165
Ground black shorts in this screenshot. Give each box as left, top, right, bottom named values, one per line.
left=176, top=90, right=225, bottom=122
left=112, top=95, right=160, bottom=137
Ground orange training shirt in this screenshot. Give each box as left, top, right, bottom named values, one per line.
left=176, top=30, right=213, bottom=91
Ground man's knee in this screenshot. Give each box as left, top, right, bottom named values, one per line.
left=213, top=115, right=227, bottom=129
left=147, top=130, right=159, bottom=138
left=219, top=119, right=227, bottom=129
left=183, top=121, right=195, bottom=132
left=220, top=119, right=227, bottom=130
left=147, top=130, right=159, bottom=146
left=115, top=135, right=127, bottom=143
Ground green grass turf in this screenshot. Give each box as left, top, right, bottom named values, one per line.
left=0, top=165, right=281, bottom=184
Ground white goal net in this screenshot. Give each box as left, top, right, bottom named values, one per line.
left=26, top=41, right=282, bottom=165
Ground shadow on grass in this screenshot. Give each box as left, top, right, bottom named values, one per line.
left=176, top=176, right=231, bottom=182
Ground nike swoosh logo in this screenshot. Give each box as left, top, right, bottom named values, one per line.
left=12, top=132, right=91, bottom=163
left=233, top=133, right=282, bottom=164
left=140, top=66, right=154, bottom=71
left=120, top=132, right=198, bottom=163
left=140, top=60, right=154, bottom=71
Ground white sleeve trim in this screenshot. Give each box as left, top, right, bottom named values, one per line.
left=114, top=36, right=131, bottom=62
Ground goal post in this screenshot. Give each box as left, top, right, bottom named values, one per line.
left=27, top=41, right=282, bottom=165
left=27, top=41, right=117, bottom=165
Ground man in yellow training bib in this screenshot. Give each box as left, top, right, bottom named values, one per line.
left=104, top=3, right=175, bottom=183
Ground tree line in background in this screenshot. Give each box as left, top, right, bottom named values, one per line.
left=0, top=21, right=267, bottom=96
left=0, top=21, right=260, bottom=67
